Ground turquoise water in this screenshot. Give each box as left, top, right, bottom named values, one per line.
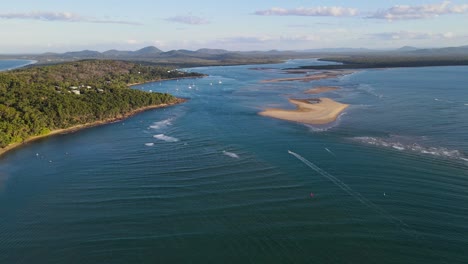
left=1, top=59, right=467, bottom=263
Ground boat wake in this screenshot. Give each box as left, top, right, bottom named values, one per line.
left=287, top=150, right=412, bottom=232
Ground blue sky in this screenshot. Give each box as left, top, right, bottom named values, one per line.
left=1, top=0, right=468, bottom=53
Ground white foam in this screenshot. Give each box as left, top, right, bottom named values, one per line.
left=153, top=134, right=179, bottom=142
left=223, top=151, right=239, bottom=159
left=392, top=145, right=405, bottom=151
left=352, top=136, right=467, bottom=161
left=149, top=118, right=172, bottom=130
left=145, top=143, right=154, bottom=147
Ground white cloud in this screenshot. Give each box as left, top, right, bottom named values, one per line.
left=0, top=11, right=141, bottom=25
left=368, top=31, right=456, bottom=40
left=165, top=15, right=210, bottom=25
left=255, top=6, right=358, bottom=17
left=367, top=1, right=468, bottom=20
left=126, top=39, right=140, bottom=44
left=279, top=35, right=321, bottom=42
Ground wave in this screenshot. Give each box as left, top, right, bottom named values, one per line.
left=306, top=112, right=347, bottom=132
left=144, top=143, right=154, bottom=147
left=352, top=136, right=468, bottom=162
left=153, top=134, right=179, bottom=143
left=223, top=150, right=239, bottom=159
left=356, top=84, right=384, bottom=99
left=149, top=118, right=172, bottom=130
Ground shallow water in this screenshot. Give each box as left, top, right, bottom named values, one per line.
left=1, top=59, right=467, bottom=263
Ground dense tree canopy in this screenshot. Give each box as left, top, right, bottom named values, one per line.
left=0, top=60, right=202, bottom=148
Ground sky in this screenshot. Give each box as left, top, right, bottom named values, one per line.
left=1, top=0, right=468, bottom=53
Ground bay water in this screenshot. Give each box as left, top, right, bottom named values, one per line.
left=1, top=59, right=467, bottom=263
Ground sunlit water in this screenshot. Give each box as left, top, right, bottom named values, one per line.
left=1, top=59, right=467, bottom=263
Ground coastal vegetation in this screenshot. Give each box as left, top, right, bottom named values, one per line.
left=294, top=55, right=468, bottom=70
left=0, top=60, right=202, bottom=149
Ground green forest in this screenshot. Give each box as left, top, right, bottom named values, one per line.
left=0, top=60, right=202, bottom=148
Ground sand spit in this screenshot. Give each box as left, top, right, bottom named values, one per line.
left=259, top=98, right=349, bottom=125
left=305, top=86, right=339, bottom=94
left=261, top=70, right=356, bottom=83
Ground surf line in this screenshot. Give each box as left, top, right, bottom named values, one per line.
left=287, top=150, right=414, bottom=233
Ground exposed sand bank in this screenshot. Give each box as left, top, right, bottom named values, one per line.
left=0, top=99, right=186, bottom=158
left=261, top=70, right=356, bottom=83
left=305, top=86, right=339, bottom=94
left=259, top=98, right=349, bottom=125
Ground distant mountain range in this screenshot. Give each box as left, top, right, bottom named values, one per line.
left=2, top=45, right=468, bottom=67
left=405, top=45, right=468, bottom=55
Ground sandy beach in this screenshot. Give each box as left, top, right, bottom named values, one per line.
left=259, top=98, right=349, bottom=125
left=0, top=99, right=186, bottom=158
left=305, top=86, right=339, bottom=94
left=261, top=70, right=355, bottom=83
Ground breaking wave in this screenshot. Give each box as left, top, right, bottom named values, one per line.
left=149, top=118, right=172, bottom=130
left=223, top=150, right=239, bottom=159
left=352, top=136, right=468, bottom=162
left=144, top=143, right=155, bottom=147
left=153, top=134, right=179, bottom=143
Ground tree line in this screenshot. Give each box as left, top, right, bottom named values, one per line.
left=0, top=60, right=202, bottom=148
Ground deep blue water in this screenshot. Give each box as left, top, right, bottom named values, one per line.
left=0, top=59, right=36, bottom=71
left=1, top=59, right=467, bottom=263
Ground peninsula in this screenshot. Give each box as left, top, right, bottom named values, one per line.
left=0, top=60, right=202, bottom=156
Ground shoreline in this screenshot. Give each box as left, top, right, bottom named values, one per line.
left=127, top=75, right=206, bottom=87
left=259, top=98, right=349, bottom=125
left=0, top=98, right=186, bottom=158
left=0, top=59, right=37, bottom=72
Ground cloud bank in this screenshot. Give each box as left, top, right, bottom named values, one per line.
left=0, top=11, right=141, bottom=25
left=254, top=6, right=358, bottom=17
left=368, top=31, right=456, bottom=40
left=368, top=1, right=468, bottom=20
left=165, top=15, right=210, bottom=25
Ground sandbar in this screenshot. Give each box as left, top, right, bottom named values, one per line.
left=261, top=70, right=356, bottom=83
left=305, top=86, right=339, bottom=94
left=259, top=98, right=349, bottom=125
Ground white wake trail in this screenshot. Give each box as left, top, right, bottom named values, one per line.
left=288, top=150, right=411, bottom=231
left=325, top=148, right=336, bottom=157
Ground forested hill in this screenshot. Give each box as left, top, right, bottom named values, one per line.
left=0, top=60, right=202, bottom=148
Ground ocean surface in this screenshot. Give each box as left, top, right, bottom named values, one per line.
left=0, top=59, right=36, bottom=71
left=1, top=59, right=467, bottom=263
